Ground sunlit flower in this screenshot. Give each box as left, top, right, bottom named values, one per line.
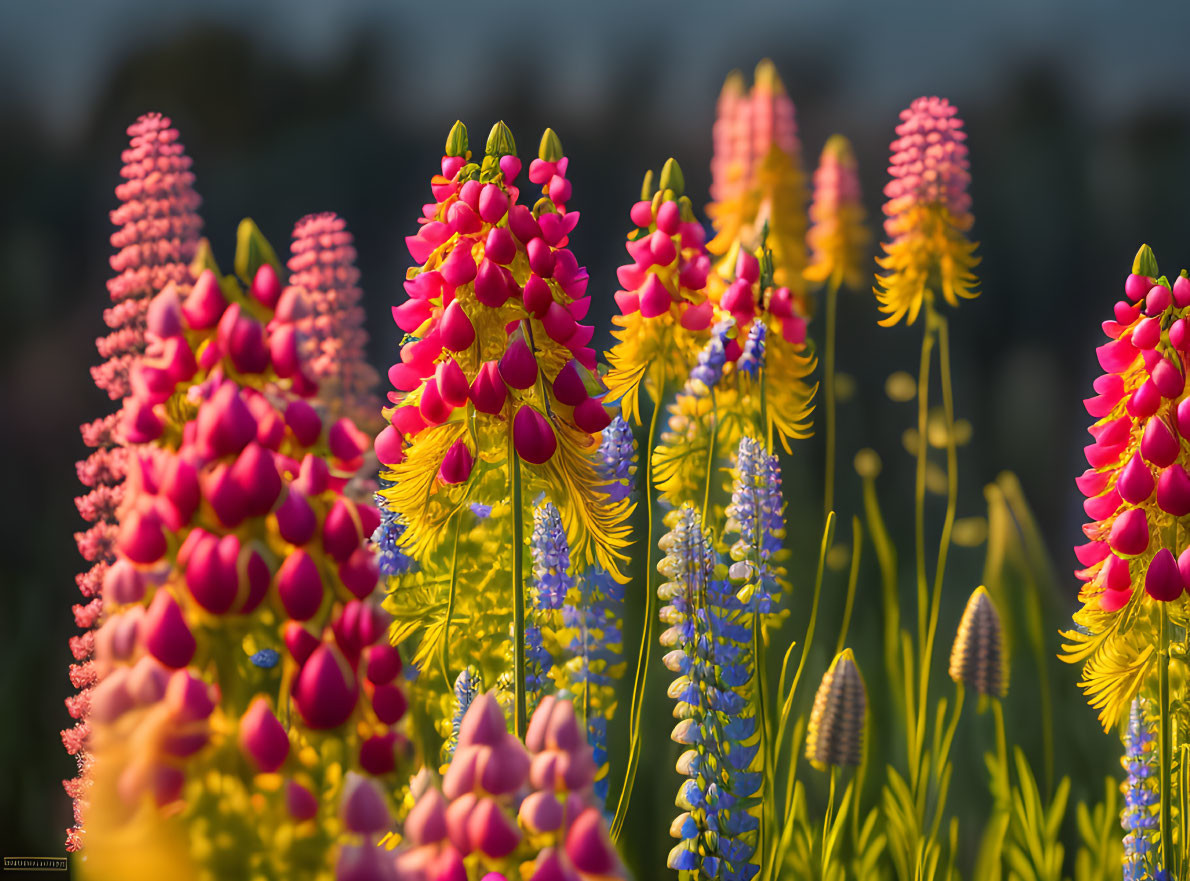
left=724, top=435, right=789, bottom=620
left=948, top=586, right=1007, bottom=698
left=659, top=505, right=760, bottom=881
left=64, top=111, right=204, bottom=852
left=603, top=159, right=713, bottom=424
left=285, top=211, right=382, bottom=430
left=805, top=649, right=866, bottom=769
left=874, top=96, right=979, bottom=327
left=805, top=134, right=870, bottom=290
left=377, top=121, right=631, bottom=577
left=707, top=59, right=809, bottom=311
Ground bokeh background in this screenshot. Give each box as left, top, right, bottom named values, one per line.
left=4, top=0, right=1190, bottom=871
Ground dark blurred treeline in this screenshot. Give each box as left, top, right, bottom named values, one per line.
left=3, top=14, right=1190, bottom=866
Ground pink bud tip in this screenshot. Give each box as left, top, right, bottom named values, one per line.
left=199, top=383, right=258, bottom=458
left=478, top=184, right=509, bottom=223
left=440, top=245, right=478, bottom=287
left=458, top=693, right=509, bottom=748
left=1117, top=454, right=1155, bottom=505
left=468, top=798, right=521, bottom=859
left=282, top=400, right=321, bottom=448
left=277, top=549, right=324, bottom=620
left=527, top=238, right=556, bottom=277
left=443, top=745, right=481, bottom=800
left=287, top=780, right=319, bottom=820
left=1146, top=284, right=1172, bottom=316
left=681, top=301, right=714, bottom=331
left=341, top=771, right=392, bottom=834
left=513, top=406, right=558, bottom=465
left=519, top=791, right=564, bottom=834
left=565, top=808, right=618, bottom=875
left=445, top=791, right=478, bottom=853
left=574, top=397, right=612, bottom=433
left=184, top=531, right=238, bottom=613
left=470, top=361, right=508, bottom=415
left=230, top=442, right=283, bottom=517
left=419, top=378, right=454, bottom=426
left=336, top=843, right=398, bottom=881
left=523, top=274, right=553, bottom=317
left=284, top=621, right=320, bottom=666
left=296, top=453, right=330, bottom=497
left=1102, top=553, right=1132, bottom=592
left=276, top=488, right=317, bottom=546
left=441, top=301, right=477, bottom=351
left=1147, top=547, right=1185, bottom=602
left=1158, top=464, right=1190, bottom=516
left=1109, top=508, right=1150, bottom=557
left=639, top=274, right=673, bottom=319
left=165, top=669, right=216, bottom=723
left=371, top=683, right=407, bottom=724
left=357, top=731, right=395, bottom=775
left=478, top=737, right=531, bottom=795
left=104, top=559, right=147, bottom=605
left=1142, top=416, right=1180, bottom=467
left=374, top=425, right=405, bottom=466
left=656, top=200, right=680, bottom=235
left=251, top=263, right=282, bottom=308
left=118, top=509, right=167, bottom=564
left=1127, top=380, right=1161, bottom=420
left=1175, top=275, right=1190, bottom=307
left=147, top=286, right=185, bottom=339
left=499, top=337, right=539, bottom=390
left=144, top=590, right=196, bottom=668
left=1132, top=317, right=1161, bottom=349
left=485, top=226, right=516, bottom=266
left=552, top=361, right=588, bottom=407
left=1152, top=358, right=1186, bottom=399
left=218, top=304, right=269, bottom=374
left=323, top=498, right=363, bottom=562
left=1125, top=274, right=1151, bottom=301
left=294, top=645, right=358, bottom=729
left=182, top=270, right=227, bottom=328
left=239, top=698, right=290, bottom=772
left=365, top=644, right=403, bottom=685
left=405, top=788, right=449, bottom=845
left=439, top=439, right=475, bottom=485
left=340, top=546, right=380, bottom=600
left=509, top=204, right=542, bottom=245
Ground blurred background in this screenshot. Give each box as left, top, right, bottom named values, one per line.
left=4, top=0, right=1190, bottom=870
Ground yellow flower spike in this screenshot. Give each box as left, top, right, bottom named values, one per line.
left=805, top=134, right=871, bottom=291
left=707, top=59, right=810, bottom=313
left=874, top=97, right=979, bottom=327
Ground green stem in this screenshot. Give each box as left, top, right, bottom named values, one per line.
left=834, top=518, right=862, bottom=656
left=702, top=388, right=719, bottom=525
left=611, top=374, right=667, bottom=841
left=823, top=272, right=842, bottom=518
left=509, top=434, right=526, bottom=739
left=441, top=510, right=464, bottom=684
left=822, top=766, right=838, bottom=876
left=861, top=473, right=903, bottom=725
left=1160, top=602, right=1172, bottom=871
left=910, top=311, right=935, bottom=793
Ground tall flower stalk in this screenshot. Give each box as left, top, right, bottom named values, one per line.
left=63, top=112, right=203, bottom=851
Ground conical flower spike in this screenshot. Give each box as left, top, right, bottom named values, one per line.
left=875, top=96, right=979, bottom=327
left=805, top=648, right=866, bottom=769
left=805, top=134, right=870, bottom=290
left=948, top=587, right=1007, bottom=698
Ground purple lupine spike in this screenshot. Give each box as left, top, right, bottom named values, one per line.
left=64, top=113, right=203, bottom=852
left=1122, top=698, right=1159, bottom=881
left=285, top=213, right=381, bottom=429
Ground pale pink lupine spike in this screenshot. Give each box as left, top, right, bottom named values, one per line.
left=750, top=59, right=800, bottom=167
left=710, top=70, right=747, bottom=204
left=65, top=111, right=203, bottom=852
left=882, top=96, right=972, bottom=237
left=284, top=212, right=381, bottom=428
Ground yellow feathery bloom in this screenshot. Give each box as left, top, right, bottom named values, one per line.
left=706, top=60, right=810, bottom=314
left=603, top=159, right=714, bottom=425
left=805, top=134, right=871, bottom=290
left=874, top=96, right=979, bottom=327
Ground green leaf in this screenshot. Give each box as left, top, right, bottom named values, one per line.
left=234, top=218, right=281, bottom=286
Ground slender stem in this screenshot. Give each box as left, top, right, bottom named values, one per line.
left=834, top=518, right=862, bottom=656
left=753, top=611, right=769, bottom=879
left=1160, top=602, right=1172, bottom=871
left=911, top=313, right=935, bottom=793
left=509, top=434, right=526, bottom=739
left=823, top=272, right=842, bottom=518
left=702, top=388, right=719, bottom=525
left=611, top=374, right=667, bottom=841
left=822, top=766, right=838, bottom=876
left=441, top=510, right=464, bottom=684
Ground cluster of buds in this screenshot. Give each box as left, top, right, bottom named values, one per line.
left=393, top=693, right=622, bottom=881
left=82, top=225, right=406, bottom=880
left=285, top=212, right=382, bottom=430
left=875, top=96, right=979, bottom=327
left=717, top=247, right=806, bottom=349
left=603, top=160, right=713, bottom=424
left=1075, top=247, right=1190, bottom=613
left=378, top=121, right=629, bottom=576
left=64, top=112, right=204, bottom=851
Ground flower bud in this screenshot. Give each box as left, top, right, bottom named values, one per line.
left=182, top=270, right=226, bottom=329
left=277, top=549, right=323, bottom=620
left=441, top=301, right=476, bottom=351
left=439, top=439, right=474, bottom=485
left=294, top=645, right=358, bottom=729
left=513, top=406, right=557, bottom=464
left=239, top=698, right=290, bottom=772
left=1147, top=548, right=1185, bottom=602
left=470, top=362, right=508, bottom=414
left=340, top=771, right=391, bottom=834
left=499, top=337, right=539, bottom=390
left=1109, top=508, right=1150, bottom=557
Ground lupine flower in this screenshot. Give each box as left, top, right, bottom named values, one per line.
left=526, top=502, right=573, bottom=710
left=393, top=693, right=623, bottom=881
left=805, top=134, right=870, bottom=290
left=874, top=96, right=979, bottom=327
left=1062, top=246, right=1190, bottom=728
left=736, top=320, right=766, bottom=377
left=659, top=505, right=761, bottom=881
left=948, top=586, right=1007, bottom=698
left=603, top=159, right=714, bottom=424
left=373, top=477, right=416, bottom=577
left=377, top=121, right=631, bottom=578
left=444, top=666, right=480, bottom=763
left=724, top=435, right=789, bottom=620
left=596, top=415, right=636, bottom=504
left=285, top=212, right=382, bottom=430
left=805, top=649, right=866, bottom=769
left=63, top=112, right=204, bottom=852
left=81, top=224, right=406, bottom=881
left=1121, top=698, right=1160, bottom=881
left=706, top=60, right=809, bottom=312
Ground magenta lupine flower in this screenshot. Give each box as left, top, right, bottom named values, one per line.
left=64, top=112, right=203, bottom=852
left=285, top=212, right=382, bottom=430
left=875, top=96, right=979, bottom=327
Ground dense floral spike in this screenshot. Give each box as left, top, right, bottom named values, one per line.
left=805, top=134, right=870, bottom=290
left=285, top=212, right=382, bottom=430
left=706, top=60, right=809, bottom=310
left=948, top=586, right=1007, bottom=698
left=393, top=693, right=624, bottom=881
left=64, top=112, right=204, bottom=852
left=659, top=505, right=761, bottom=881
left=81, top=226, right=406, bottom=881
left=378, top=121, right=631, bottom=578
left=1121, top=699, right=1160, bottom=881
left=874, top=96, right=979, bottom=327
left=1063, top=246, right=1190, bottom=729
left=603, top=159, right=714, bottom=424
left=373, top=478, right=416, bottom=576
left=526, top=502, right=572, bottom=710
left=805, top=649, right=866, bottom=769
left=724, top=435, right=790, bottom=620
left=444, top=666, right=480, bottom=764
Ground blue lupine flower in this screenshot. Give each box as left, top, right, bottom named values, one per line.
left=598, top=415, right=638, bottom=503
left=249, top=648, right=280, bottom=669
left=737, top=320, right=766, bottom=377
left=1122, top=698, right=1159, bottom=881
left=469, top=502, right=493, bottom=519
left=726, top=435, right=787, bottom=618
left=524, top=502, right=573, bottom=712
left=659, top=505, right=760, bottom=881
left=445, top=666, right=480, bottom=762
left=688, top=319, right=735, bottom=393
left=373, top=479, right=416, bottom=576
